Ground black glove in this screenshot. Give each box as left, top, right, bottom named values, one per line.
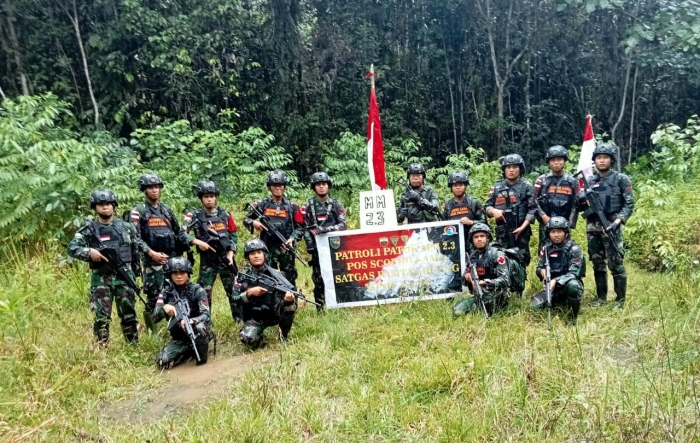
left=397, top=208, right=407, bottom=223
left=406, top=190, right=421, bottom=203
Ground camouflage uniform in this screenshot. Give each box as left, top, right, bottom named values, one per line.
left=130, top=202, right=194, bottom=313
left=534, top=172, right=581, bottom=248
left=485, top=178, right=537, bottom=268
left=443, top=195, right=486, bottom=252
left=68, top=219, right=140, bottom=343
left=152, top=282, right=212, bottom=369
left=397, top=185, right=440, bottom=224
left=183, top=208, right=239, bottom=316
left=531, top=239, right=585, bottom=322
left=453, top=244, right=511, bottom=316
left=294, top=197, right=347, bottom=310
left=232, top=263, right=297, bottom=348
left=578, top=170, right=634, bottom=304
left=243, top=197, right=304, bottom=286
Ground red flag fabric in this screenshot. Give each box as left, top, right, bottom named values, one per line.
left=367, top=82, right=387, bottom=190
left=577, top=114, right=596, bottom=179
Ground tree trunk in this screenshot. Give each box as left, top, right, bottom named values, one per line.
left=496, top=83, right=504, bottom=157
left=628, top=66, right=639, bottom=164
left=3, top=0, right=29, bottom=95
left=611, top=57, right=632, bottom=171
left=443, top=40, right=459, bottom=155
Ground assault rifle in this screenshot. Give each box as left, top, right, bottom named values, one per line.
left=191, top=216, right=239, bottom=276
left=244, top=203, right=307, bottom=267
left=544, top=246, right=553, bottom=331
left=496, top=189, right=518, bottom=249
left=238, top=272, right=322, bottom=307
left=84, top=223, right=156, bottom=332
left=465, top=252, right=489, bottom=318
left=574, top=171, right=622, bottom=256
left=397, top=179, right=443, bottom=220
left=169, top=291, right=201, bottom=362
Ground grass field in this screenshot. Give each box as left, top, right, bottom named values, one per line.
left=2, top=242, right=700, bottom=442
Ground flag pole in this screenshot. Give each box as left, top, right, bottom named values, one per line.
left=370, top=64, right=375, bottom=90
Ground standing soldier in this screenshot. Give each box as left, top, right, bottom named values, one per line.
left=485, top=154, right=537, bottom=274
left=577, top=144, right=634, bottom=309
left=243, top=171, right=304, bottom=287
left=232, top=239, right=297, bottom=349
left=453, top=223, right=510, bottom=317
left=153, top=257, right=213, bottom=369
left=295, top=172, right=347, bottom=312
left=183, top=180, right=239, bottom=319
left=397, top=163, right=441, bottom=224
left=442, top=171, right=485, bottom=250
left=530, top=217, right=585, bottom=325
left=534, top=146, right=581, bottom=248
left=68, top=190, right=140, bottom=345
left=131, top=173, right=212, bottom=316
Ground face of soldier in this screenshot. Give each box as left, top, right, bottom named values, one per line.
left=548, top=228, right=566, bottom=245
left=248, top=249, right=265, bottom=269
left=314, top=182, right=329, bottom=197
left=451, top=183, right=466, bottom=198
left=472, top=232, right=489, bottom=250
left=171, top=271, right=189, bottom=286
left=548, top=158, right=565, bottom=174
left=269, top=184, right=285, bottom=199
left=409, top=174, right=424, bottom=188
left=201, top=194, right=217, bottom=210
left=595, top=154, right=612, bottom=172
left=504, top=165, right=520, bottom=181
left=95, top=203, right=114, bottom=219
left=145, top=185, right=161, bottom=202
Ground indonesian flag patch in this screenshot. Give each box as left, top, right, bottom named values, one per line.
left=317, top=214, right=327, bottom=222
left=100, top=235, right=110, bottom=241
left=497, top=255, right=506, bottom=265
left=130, top=210, right=140, bottom=221
left=549, top=252, right=559, bottom=257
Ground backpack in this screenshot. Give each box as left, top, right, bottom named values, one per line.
left=493, top=243, right=526, bottom=293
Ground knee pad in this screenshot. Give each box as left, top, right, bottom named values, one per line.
left=240, top=321, right=264, bottom=348
left=155, top=350, right=174, bottom=370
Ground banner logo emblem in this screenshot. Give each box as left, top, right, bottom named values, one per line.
left=329, top=237, right=341, bottom=249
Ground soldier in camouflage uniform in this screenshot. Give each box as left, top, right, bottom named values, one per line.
left=453, top=223, right=510, bottom=317
left=531, top=217, right=585, bottom=324
left=442, top=171, right=485, bottom=251
left=130, top=173, right=212, bottom=315
left=183, top=180, right=239, bottom=319
left=153, top=257, right=213, bottom=369
left=397, top=163, right=441, bottom=224
left=576, top=144, right=634, bottom=309
left=534, top=146, right=581, bottom=249
left=68, top=190, right=140, bottom=344
left=294, top=172, right=347, bottom=312
left=485, top=154, right=537, bottom=273
left=232, top=239, right=297, bottom=349
left=244, top=171, right=304, bottom=287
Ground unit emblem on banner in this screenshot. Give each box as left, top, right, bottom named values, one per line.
left=443, top=226, right=457, bottom=236
left=390, top=236, right=399, bottom=246
left=379, top=237, right=389, bottom=247
left=401, top=235, right=409, bottom=244
left=329, top=237, right=341, bottom=250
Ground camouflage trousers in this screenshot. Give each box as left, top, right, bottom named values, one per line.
left=89, top=271, right=138, bottom=343
left=530, top=279, right=583, bottom=319
left=154, top=322, right=213, bottom=369
left=453, top=289, right=508, bottom=317
left=142, top=263, right=165, bottom=314
left=267, top=246, right=297, bottom=287
left=197, top=261, right=240, bottom=321
left=587, top=229, right=625, bottom=276
left=309, top=251, right=325, bottom=309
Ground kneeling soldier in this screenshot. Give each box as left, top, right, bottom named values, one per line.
left=153, top=257, right=213, bottom=369
left=68, top=190, right=140, bottom=345
left=530, top=216, right=585, bottom=324
left=232, top=239, right=297, bottom=349
left=453, top=223, right=510, bottom=317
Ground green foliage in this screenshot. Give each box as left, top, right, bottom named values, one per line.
left=0, top=94, right=139, bottom=242
left=431, top=147, right=502, bottom=201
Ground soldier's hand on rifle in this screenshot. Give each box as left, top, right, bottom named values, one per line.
left=163, top=304, right=176, bottom=317
left=549, top=279, right=557, bottom=292
left=148, top=250, right=168, bottom=264
left=540, top=269, right=547, bottom=279
left=193, top=239, right=214, bottom=252
left=284, top=292, right=295, bottom=302
left=464, top=272, right=473, bottom=284
left=513, top=225, right=526, bottom=239
left=89, top=248, right=109, bottom=262
left=490, top=208, right=506, bottom=222
left=180, top=318, right=194, bottom=330
left=606, top=219, right=621, bottom=233
left=541, top=214, right=551, bottom=224
left=459, top=217, right=474, bottom=226
left=252, top=220, right=267, bottom=232
left=285, top=238, right=295, bottom=248
left=247, top=286, right=268, bottom=297
left=406, top=190, right=421, bottom=202
left=226, top=250, right=234, bottom=266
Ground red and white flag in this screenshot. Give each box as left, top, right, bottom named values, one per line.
left=577, top=114, right=596, bottom=178
left=366, top=65, right=387, bottom=190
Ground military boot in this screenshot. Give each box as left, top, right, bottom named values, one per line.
left=613, top=274, right=627, bottom=310
left=122, top=322, right=139, bottom=344
left=566, top=300, right=581, bottom=326
left=590, top=272, right=608, bottom=307
left=94, top=322, right=109, bottom=345
left=194, top=342, right=209, bottom=366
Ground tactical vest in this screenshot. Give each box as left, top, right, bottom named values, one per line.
left=258, top=198, right=294, bottom=245
left=195, top=208, right=232, bottom=251
left=240, top=266, right=285, bottom=322
left=491, top=180, right=528, bottom=225
left=445, top=196, right=475, bottom=220
left=591, top=172, right=623, bottom=215
left=139, top=204, right=176, bottom=254
left=539, top=174, right=575, bottom=217
left=162, top=283, right=202, bottom=341
left=543, top=240, right=585, bottom=279
left=471, top=249, right=498, bottom=280
left=405, top=187, right=437, bottom=223
left=87, top=220, right=132, bottom=269
left=306, top=198, right=341, bottom=227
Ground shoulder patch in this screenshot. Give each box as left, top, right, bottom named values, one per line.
left=497, top=255, right=506, bottom=265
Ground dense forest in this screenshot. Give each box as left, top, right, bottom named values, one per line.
left=2, top=0, right=699, bottom=173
